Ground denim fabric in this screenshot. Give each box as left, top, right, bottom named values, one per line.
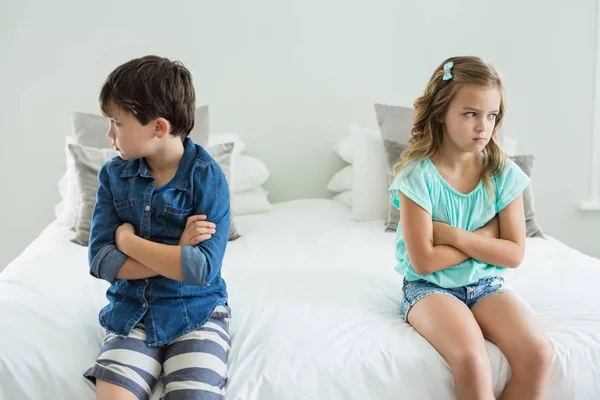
left=88, top=138, right=230, bottom=346
left=401, top=276, right=507, bottom=322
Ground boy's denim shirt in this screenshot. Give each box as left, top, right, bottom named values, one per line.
left=88, top=138, right=230, bottom=346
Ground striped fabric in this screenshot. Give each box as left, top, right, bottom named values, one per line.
left=84, top=304, right=231, bottom=400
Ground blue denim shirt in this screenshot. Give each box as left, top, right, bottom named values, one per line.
left=88, top=138, right=230, bottom=346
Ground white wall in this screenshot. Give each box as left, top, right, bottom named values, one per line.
left=1, top=0, right=599, bottom=271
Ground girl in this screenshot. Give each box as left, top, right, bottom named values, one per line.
left=389, top=56, right=554, bottom=400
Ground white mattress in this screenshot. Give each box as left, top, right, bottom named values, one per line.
left=1, top=199, right=599, bottom=400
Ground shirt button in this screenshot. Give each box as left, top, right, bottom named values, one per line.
left=142, top=303, right=147, bottom=308
left=145, top=205, right=150, bottom=211
left=145, top=279, right=149, bottom=283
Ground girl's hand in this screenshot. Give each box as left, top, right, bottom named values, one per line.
left=477, top=215, right=500, bottom=238
left=115, top=222, right=136, bottom=251
left=433, top=216, right=499, bottom=247
left=178, top=215, right=217, bottom=247
left=432, top=221, right=454, bottom=246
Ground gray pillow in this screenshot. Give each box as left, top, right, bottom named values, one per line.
left=68, top=141, right=240, bottom=246
left=380, top=150, right=544, bottom=237
left=375, top=103, right=506, bottom=144
left=71, top=105, right=210, bottom=149
left=374, top=103, right=414, bottom=232
left=206, top=143, right=241, bottom=241
left=510, top=155, right=545, bottom=238
left=382, top=140, right=408, bottom=232
left=375, top=103, right=542, bottom=237
left=374, top=103, right=414, bottom=144
left=69, top=144, right=118, bottom=245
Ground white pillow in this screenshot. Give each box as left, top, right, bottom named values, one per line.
left=55, top=136, right=78, bottom=227
left=232, top=186, right=272, bottom=215
left=234, top=155, right=270, bottom=193
left=503, top=136, right=518, bottom=156
left=327, top=165, right=353, bottom=192
left=333, top=135, right=355, bottom=164
left=207, top=133, right=246, bottom=157
left=54, top=173, right=68, bottom=220
left=350, top=123, right=389, bottom=221
left=332, top=190, right=352, bottom=208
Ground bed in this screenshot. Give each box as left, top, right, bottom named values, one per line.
left=1, top=199, right=599, bottom=399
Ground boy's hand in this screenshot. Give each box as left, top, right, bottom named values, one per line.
left=178, top=215, right=217, bottom=247
left=115, top=222, right=135, bottom=251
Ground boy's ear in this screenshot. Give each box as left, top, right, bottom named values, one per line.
left=154, top=117, right=171, bottom=139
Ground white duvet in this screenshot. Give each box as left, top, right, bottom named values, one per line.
left=1, top=199, right=599, bottom=399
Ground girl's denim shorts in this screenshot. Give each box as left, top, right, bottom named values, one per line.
left=401, top=276, right=508, bottom=321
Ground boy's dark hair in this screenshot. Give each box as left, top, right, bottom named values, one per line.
left=100, top=55, right=196, bottom=140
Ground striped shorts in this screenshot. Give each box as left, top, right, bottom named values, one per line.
left=84, top=304, right=231, bottom=400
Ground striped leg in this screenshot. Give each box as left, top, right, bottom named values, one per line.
left=84, top=324, right=164, bottom=400
left=160, top=305, right=231, bottom=400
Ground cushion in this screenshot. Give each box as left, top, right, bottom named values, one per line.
left=234, top=155, right=270, bottom=193
left=68, top=141, right=240, bottom=246
left=349, top=123, right=389, bottom=221
left=232, top=187, right=272, bottom=215
left=332, top=190, right=352, bottom=208
left=510, top=155, right=545, bottom=238
left=327, top=165, right=353, bottom=192
left=71, top=106, right=210, bottom=149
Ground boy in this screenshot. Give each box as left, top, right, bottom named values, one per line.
left=84, top=55, right=231, bottom=400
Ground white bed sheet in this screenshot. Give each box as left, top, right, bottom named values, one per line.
left=1, top=199, right=599, bottom=400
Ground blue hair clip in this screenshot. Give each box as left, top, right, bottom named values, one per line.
left=442, top=61, right=454, bottom=81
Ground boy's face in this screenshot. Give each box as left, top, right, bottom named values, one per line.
left=441, top=84, right=501, bottom=154
left=105, top=105, right=156, bottom=160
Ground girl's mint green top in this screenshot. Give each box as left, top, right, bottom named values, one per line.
left=388, top=157, right=530, bottom=288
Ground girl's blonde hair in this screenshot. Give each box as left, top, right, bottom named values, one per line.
left=393, top=56, right=507, bottom=196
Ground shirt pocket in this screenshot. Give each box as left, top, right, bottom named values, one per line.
left=113, top=199, right=137, bottom=225
left=163, top=204, right=192, bottom=238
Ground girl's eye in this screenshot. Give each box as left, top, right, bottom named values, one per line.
left=464, top=112, right=476, bottom=118
left=489, top=114, right=498, bottom=120
left=113, top=120, right=120, bottom=127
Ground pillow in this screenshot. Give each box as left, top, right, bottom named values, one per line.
left=375, top=102, right=508, bottom=154
left=208, top=133, right=246, bottom=158
left=380, top=149, right=544, bottom=237
left=55, top=136, right=78, bottom=227
left=333, top=136, right=355, bottom=164
left=327, top=165, right=353, bottom=192
left=376, top=101, right=542, bottom=236
left=373, top=104, right=415, bottom=227
left=374, top=103, right=414, bottom=144
left=206, top=143, right=241, bottom=241
left=382, top=140, right=409, bottom=231
left=350, top=123, right=389, bottom=221
left=234, top=155, right=270, bottom=193
left=68, top=144, right=119, bottom=245
left=68, top=141, right=241, bottom=246
left=232, top=186, right=272, bottom=215
left=332, top=190, right=352, bottom=208
left=56, top=129, right=233, bottom=227
left=503, top=137, right=518, bottom=156
left=71, top=105, right=210, bottom=148
left=510, top=155, right=545, bottom=238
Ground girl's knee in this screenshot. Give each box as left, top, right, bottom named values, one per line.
left=512, top=338, right=554, bottom=378
left=448, top=347, right=491, bottom=380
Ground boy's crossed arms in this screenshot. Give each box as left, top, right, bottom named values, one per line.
left=112, top=215, right=216, bottom=280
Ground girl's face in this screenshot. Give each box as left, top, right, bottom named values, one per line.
left=440, top=84, right=501, bottom=154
